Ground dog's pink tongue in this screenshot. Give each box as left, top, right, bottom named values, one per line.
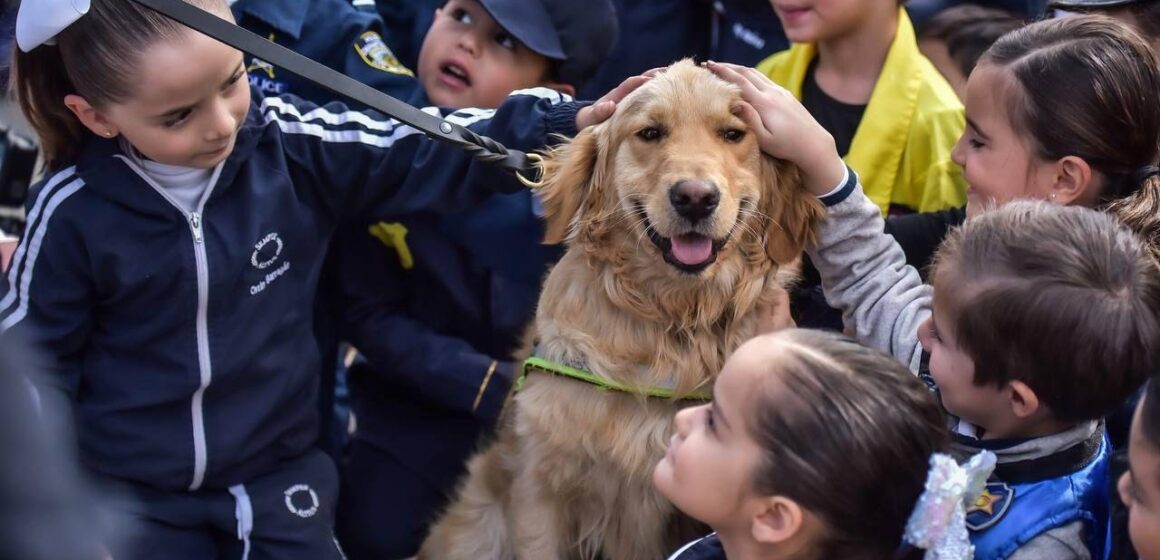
left=671, top=234, right=713, bottom=265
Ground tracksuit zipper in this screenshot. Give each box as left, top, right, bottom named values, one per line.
left=116, top=155, right=223, bottom=490
left=186, top=209, right=212, bottom=490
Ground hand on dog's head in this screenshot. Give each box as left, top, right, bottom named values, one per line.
left=537, top=59, right=823, bottom=275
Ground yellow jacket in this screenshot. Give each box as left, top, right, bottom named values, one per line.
left=757, top=10, right=965, bottom=214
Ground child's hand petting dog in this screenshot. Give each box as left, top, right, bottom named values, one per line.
left=707, top=61, right=847, bottom=197
left=575, top=73, right=654, bottom=130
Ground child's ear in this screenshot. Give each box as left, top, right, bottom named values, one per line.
left=751, top=496, right=804, bottom=545
left=63, top=94, right=118, bottom=138
left=1048, top=155, right=1094, bottom=206
left=1007, top=380, right=1041, bottom=419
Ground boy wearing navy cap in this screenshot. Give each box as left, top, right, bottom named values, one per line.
left=333, top=1, right=618, bottom=558
left=416, top=0, right=599, bottom=106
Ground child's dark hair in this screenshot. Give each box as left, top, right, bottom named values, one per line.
left=980, top=16, right=1160, bottom=259
left=932, top=201, right=1160, bottom=423
left=10, top=0, right=221, bottom=170
left=919, top=5, right=1023, bottom=79
left=747, top=329, right=947, bottom=560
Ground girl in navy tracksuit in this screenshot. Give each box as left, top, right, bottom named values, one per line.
left=3, top=0, right=584, bottom=558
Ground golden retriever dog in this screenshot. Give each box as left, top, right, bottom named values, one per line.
left=419, top=60, right=824, bottom=560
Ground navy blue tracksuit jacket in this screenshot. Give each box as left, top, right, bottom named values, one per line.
left=0, top=86, right=580, bottom=492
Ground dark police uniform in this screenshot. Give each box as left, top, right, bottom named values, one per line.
left=231, top=0, right=423, bottom=106
left=334, top=203, right=560, bottom=557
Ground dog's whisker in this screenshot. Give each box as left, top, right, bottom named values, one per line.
left=738, top=206, right=785, bottom=234
left=736, top=221, right=762, bottom=243
left=575, top=206, right=638, bottom=229
left=631, top=217, right=653, bottom=247
left=733, top=209, right=767, bottom=241
left=560, top=195, right=650, bottom=232
left=608, top=209, right=642, bottom=228
left=742, top=206, right=773, bottom=222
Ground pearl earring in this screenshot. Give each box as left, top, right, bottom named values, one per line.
left=104, top=131, right=114, bottom=137
left=1050, top=193, right=1057, bottom=201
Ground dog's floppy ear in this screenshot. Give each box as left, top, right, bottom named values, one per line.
left=536, top=128, right=602, bottom=244
left=760, top=155, right=826, bottom=264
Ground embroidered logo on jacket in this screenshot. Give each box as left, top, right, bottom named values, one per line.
left=354, top=31, right=414, bottom=76
left=284, top=484, right=320, bottom=518
left=251, top=232, right=284, bottom=269
left=249, top=232, right=291, bottom=295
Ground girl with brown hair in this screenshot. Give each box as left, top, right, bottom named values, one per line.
left=655, top=329, right=993, bottom=560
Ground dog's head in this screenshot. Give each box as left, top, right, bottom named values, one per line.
left=537, top=60, right=822, bottom=280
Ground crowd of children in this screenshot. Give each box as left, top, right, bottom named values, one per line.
left=0, top=0, right=1159, bottom=559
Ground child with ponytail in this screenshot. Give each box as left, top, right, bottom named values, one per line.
left=657, top=329, right=997, bottom=560
left=2, top=0, right=629, bottom=557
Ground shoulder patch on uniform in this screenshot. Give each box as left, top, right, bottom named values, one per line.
left=247, top=34, right=279, bottom=78
left=354, top=31, right=414, bottom=76
left=966, top=482, right=1014, bottom=532
left=248, top=56, right=277, bottom=79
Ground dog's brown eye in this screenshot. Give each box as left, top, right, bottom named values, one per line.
left=637, top=127, right=665, bottom=142
left=722, top=129, right=745, bottom=143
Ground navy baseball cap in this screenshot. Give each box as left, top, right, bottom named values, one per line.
left=1048, top=0, right=1154, bottom=7
left=478, top=0, right=619, bottom=88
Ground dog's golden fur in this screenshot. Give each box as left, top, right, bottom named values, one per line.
left=419, top=60, right=824, bottom=560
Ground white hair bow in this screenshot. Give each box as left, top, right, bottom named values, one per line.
left=16, top=0, right=92, bottom=51
left=903, top=451, right=997, bottom=560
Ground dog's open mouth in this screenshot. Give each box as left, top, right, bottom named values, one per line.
left=637, top=206, right=730, bottom=273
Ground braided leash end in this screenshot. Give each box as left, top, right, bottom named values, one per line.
left=516, top=153, right=545, bottom=189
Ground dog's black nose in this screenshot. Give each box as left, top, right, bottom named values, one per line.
left=669, top=180, right=720, bottom=222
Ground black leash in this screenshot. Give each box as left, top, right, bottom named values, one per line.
left=130, top=0, right=541, bottom=183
